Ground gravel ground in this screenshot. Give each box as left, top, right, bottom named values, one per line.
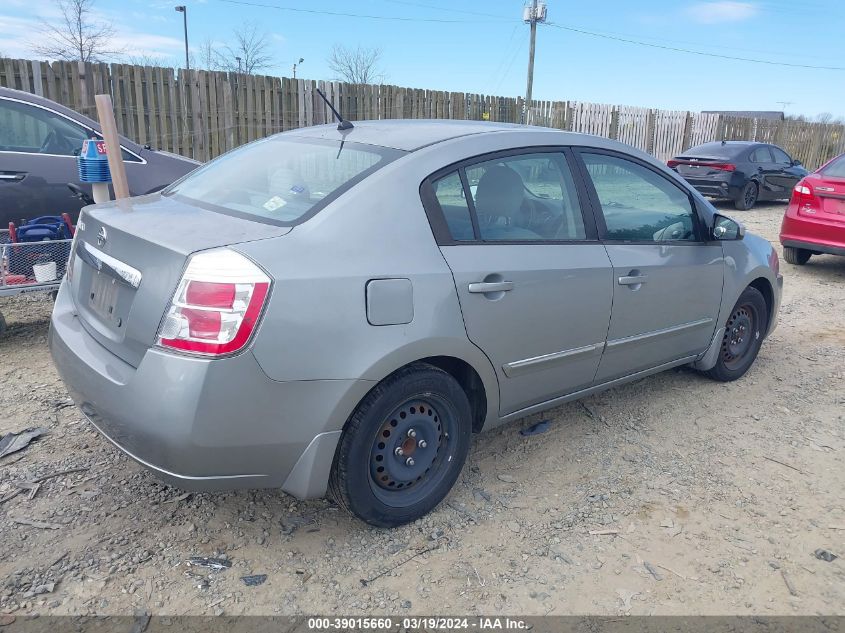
left=0, top=202, right=843, bottom=617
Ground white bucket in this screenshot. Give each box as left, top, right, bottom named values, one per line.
left=33, top=261, right=57, bottom=283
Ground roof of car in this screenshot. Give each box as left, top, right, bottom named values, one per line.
left=284, top=119, right=557, bottom=151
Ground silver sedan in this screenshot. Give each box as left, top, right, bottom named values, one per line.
left=49, top=120, right=782, bottom=527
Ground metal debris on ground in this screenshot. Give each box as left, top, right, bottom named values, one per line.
left=588, top=529, right=619, bottom=536
left=240, top=574, right=267, bottom=587
left=519, top=419, right=551, bottom=436
left=360, top=544, right=441, bottom=587
left=0, top=427, right=48, bottom=459
left=186, top=557, right=232, bottom=571
left=12, top=517, right=62, bottom=530
left=813, top=548, right=838, bottom=562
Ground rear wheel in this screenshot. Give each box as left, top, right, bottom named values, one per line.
left=702, top=286, right=768, bottom=382
left=734, top=181, right=758, bottom=210
left=329, top=363, right=472, bottom=528
left=783, top=246, right=812, bottom=265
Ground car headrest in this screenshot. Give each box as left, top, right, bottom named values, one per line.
left=475, top=165, right=524, bottom=219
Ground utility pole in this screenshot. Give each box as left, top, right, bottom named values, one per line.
left=522, top=1, right=546, bottom=124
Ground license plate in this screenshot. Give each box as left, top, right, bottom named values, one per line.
left=89, top=272, right=119, bottom=319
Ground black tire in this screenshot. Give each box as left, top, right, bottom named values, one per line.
left=703, top=286, right=769, bottom=382
left=329, top=362, right=472, bottom=528
left=734, top=181, right=759, bottom=210
left=783, top=246, right=812, bottom=265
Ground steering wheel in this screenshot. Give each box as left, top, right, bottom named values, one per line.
left=39, top=129, right=60, bottom=154
left=520, top=198, right=562, bottom=238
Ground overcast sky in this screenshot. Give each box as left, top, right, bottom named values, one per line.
left=2, top=0, right=843, bottom=118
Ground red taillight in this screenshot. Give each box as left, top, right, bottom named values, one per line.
left=708, top=163, right=736, bottom=172
left=157, top=249, right=271, bottom=356
left=666, top=160, right=735, bottom=171
left=792, top=179, right=818, bottom=214
left=185, top=281, right=236, bottom=308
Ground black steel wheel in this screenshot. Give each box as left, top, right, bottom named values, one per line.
left=329, top=363, right=471, bottom=527
left=702, top=286, right=768, bottom=382
left=734, top=181, right=758, bottom=210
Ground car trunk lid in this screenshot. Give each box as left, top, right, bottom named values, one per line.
left=812, top=176, right=845, bottom=221
left=68, top=193, right=290, bottom=367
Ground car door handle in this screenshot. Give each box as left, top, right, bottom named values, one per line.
left=0, top=172, right=26, bottom=181
left=618, top=275, right=647, bottom=286
left=468, top=281, right=514, bottom=293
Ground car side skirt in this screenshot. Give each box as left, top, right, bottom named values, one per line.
left=498, top=354, right=700, bottom=424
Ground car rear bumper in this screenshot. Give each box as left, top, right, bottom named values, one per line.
left=780, top=210, right=845, bottom=256
left=48, top=282, right=374, bottom=498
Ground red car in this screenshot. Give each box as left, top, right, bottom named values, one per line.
left=780, top=153, right=845, bottom=265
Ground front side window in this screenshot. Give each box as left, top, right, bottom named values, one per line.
left=0, top=98, right=88, bottom=155
left=581, top=152, right=697, bottom=242
left=770, top=146, right=792, bottom=165
left=462, top=153, right=586, bottom=241
left=165, top=137, right=402, bottom=225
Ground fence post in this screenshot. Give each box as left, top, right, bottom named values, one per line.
left=646, top=109, right=656, bottom=155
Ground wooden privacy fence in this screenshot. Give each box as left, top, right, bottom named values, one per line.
left=2, top=58, right=844, bottom=168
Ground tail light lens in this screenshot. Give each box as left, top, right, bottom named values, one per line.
left=707, top=163, right=736, bottom=172
left=157, top=249, right=271, bottom=356
left=792, top=180, right=818, bottom=214
left=666, top=160, right=735, bottom=171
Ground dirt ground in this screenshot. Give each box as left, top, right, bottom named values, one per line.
left=0, top=202, right=843, bottom=617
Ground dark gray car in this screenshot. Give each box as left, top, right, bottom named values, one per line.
left=668, top=141, right=808, bottom=210
left=0, top=87, right=198, bottom=225
left=49, top=120, right=782, bottom=527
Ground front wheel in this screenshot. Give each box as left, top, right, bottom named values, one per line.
left=702, top=286, right=768, bottom=382
left=329, top=363, right=472, bottom=528
left=783, top=246, right=812, bottom=265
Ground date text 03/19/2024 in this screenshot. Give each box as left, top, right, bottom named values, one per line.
left=306, top=617, right=530, bottom=630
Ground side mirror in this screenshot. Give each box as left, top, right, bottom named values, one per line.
left=792, top=159, right=802, bottom=167
left=712, top=214, right=745, bottom=241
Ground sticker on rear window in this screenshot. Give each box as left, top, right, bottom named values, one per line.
left=263, top=196, right=287, bottom=211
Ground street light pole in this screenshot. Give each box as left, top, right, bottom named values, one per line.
left=292, top=57, right=304, bottom=79
left=174, top=6, right=189, bottom=72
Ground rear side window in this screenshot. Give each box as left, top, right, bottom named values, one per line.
left=750, top=147, right=773, bottom=163
left=165, top=137, right=402, bottom=226
left=432, top=172, right=474, bottom=240
left=582, top=152, right=697, bottom=242
left=821, top=154, right=845, bottom=178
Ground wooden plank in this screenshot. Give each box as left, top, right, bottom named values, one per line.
left=95, top=93, right=129, bottom=199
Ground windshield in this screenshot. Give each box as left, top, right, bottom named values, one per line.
left=164, top=136, right=403, bottom=225
left=820, top=154, right=845, bottom=178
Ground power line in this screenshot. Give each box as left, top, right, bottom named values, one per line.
left=544, top=22, right=845, bottom=71
left=212, top=0, right=514, bottom=23
left=381, top=0, right=512, bottom=20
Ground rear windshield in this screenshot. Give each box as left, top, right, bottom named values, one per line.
left=164, top=136, right=403, bottom=226
left=820, top=154, right=845, bottom=178
left=682, top=143, right=743, bottom=159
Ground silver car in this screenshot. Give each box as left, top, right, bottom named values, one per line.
left=49, top=120, right=782, bottom=527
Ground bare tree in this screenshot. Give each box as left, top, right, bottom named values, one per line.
left=197, top=39, right=226, bottom=71
left=327, top=44, right=384, bottom=84
left=220, top=23, right=273, bottom=74
left=30, top=0, right=123, bottom=62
